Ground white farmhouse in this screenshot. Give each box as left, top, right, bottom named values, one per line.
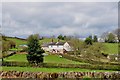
left=41, top=41, right=72, bottom=54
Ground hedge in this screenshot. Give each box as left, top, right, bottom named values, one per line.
left=60, top=54, right=120, bottom=65
left=2, top=51, right=16, bottom=58
left=2, top=61, right=120, bottom=71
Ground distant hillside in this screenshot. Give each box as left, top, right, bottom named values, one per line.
left=39, top=38, right=65, bottom=45
left=103, top=43, right=118, bottom=54
left=6, top=37, right=27, bottom=47
left=6, top=37, right=65, bottom=47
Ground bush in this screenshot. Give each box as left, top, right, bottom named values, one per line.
left=2, top=51, right=16, bottom=58
left=85, top=37, right=92, bottom=45
left=2, top=61, right=120, bottom=71
left=60, top=54, right=120, bottom=65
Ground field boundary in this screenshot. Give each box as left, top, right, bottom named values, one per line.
left=60, top=54, right=120, bottom=65
left=2, top=61, right=120, bottom=71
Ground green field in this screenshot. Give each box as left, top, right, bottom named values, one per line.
left=6, top=38, right=27, bottom=47
left=7, top=37, right=118, bottom=54
left=1, top=66, right=115, bottom=72
left=4, top=54, right=28, bottom=62
left=103, top=43, right=118, bottom=54
left=4, top=54, right=85, bottom=64
left=44, top=55, right=85, bottom=64
left=39, top=38, right=64, bottom=44
left=7, top=37, right=64, bottom=46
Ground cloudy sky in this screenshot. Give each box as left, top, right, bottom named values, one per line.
left=2, top=2, right=118, bottom=38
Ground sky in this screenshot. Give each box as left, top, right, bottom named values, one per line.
left=1, top=2, right=118, bottom=38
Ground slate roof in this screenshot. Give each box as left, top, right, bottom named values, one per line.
left=41, top=42, right=66, bottom=47
left=41, top=43, right=49, bottom=47
left=48, top=42, right=56, bottom=45
left=56, top=42, right=65, bottom=45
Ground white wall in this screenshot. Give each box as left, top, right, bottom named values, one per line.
left=48, top=45, right=63, bottom=50
left=63, top=42, right=71, bottom=51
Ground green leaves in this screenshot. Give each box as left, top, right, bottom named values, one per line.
left=85, top=37, right=92, bottom=45
left=27, top=34, right=44, bottom=64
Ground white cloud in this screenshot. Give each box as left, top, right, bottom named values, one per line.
left=2, top=2, right=118, bottom=38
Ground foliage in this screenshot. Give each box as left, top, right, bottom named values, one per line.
left=8, top=40, right=16, bottom=48
left=57, top=34, right=65, bottom=40
left=69, top=38, right=85, bottom=55
left=2, top=40, right=16, bottom=52
left=89, top=35, right=92, bottom=40
left=106, top=33, right=116, bottom=43
left=79, top=42, right=107, bottom=60
left=2, top=35, right=7, bottom=41
left=2, top=41, right=9, bottom=52
left=112, top=28, right=120, bottom=42
left=27, top=34, right=44, bottom=64
left=93, top=35, right=98, bottom=42
left=85, top=37, right=92, bottom=45
left=101, top=30, right=118, bottom=43
left=2, top=61, right=119, bottom=71
left=2, top=52, right=16, bottom=58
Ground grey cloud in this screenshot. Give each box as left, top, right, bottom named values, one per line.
left=2, top=2, right=118, bottom=38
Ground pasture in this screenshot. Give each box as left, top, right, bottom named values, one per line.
left=3, top=54, right=86, bottom=64
left=6, top=37, right=118, bottom=55
left=103, top=43, right=118, bottom=54
left=6, top=37, right=27, bottom=47
left=6, top=37, right=64, bottom=46
left=1, top=66, right=115, bottom=72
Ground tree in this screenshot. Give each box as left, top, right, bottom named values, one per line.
left=8, top=40, right=16, bottom=48
left=85, top=37, right=92, bottom=45
left=2, top=41, right=9, bottom=52
left=107, top=33, right=116, bottom=43
left=101, top=32, right=109, bottom=42
left=57, top=34, right=64, bottom=40
left=2, top=34, right=7, bottom=41
left=69, top=38, right=83, bottom=55
left=27, top=34, right=44, bottom=64
left=113, top=28, right=120, bottom=42
left=93, top=35, right=98, bottom=42
left=64, top=36, right=73, bottom=41
left=89, top=35, right=92, bottom=40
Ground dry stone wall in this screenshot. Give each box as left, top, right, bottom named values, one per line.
left=0, top=71, right=120, bottom=79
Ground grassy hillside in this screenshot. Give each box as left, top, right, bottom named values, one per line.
left=5, top=37, right=118, bottom=54
left=103, top=43, right=118, bottom=54
left=6, top=37, right=27, bottom=47
left=4, top=54, right=85, bottom=64
left=39, top=38, right=64, bottom=44
left=2, top=66, right=115, bottom=72
left=6, top=37, right=64, bottom=46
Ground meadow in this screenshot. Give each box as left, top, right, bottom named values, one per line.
left=2, top=37, right=118, bottom=72
left=2, top=66, right=115, bottom=72
left=6, top=37, right=27, bottom=47
left=6, top=37, right=64, bottom=46
left=4, top=54, right=86, bottom=64
left=6, top=37, right=118, bottom=54
left=103, top=43, right=118, bottom=54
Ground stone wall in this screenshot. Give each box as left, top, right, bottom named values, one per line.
left=0, top=71, right=120, bottom=79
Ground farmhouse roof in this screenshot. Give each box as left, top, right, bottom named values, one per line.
left=42, top=42, right=66, bottom=46
left=41, top=43, right=49, bottom=47
left=48, top=42, right=56, bottom=45
left=56, top=42, right=65, bottom=45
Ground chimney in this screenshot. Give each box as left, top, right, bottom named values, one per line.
left=58, top=39, right=60, bottom=42
left=52, top=39, right=53, bottom=42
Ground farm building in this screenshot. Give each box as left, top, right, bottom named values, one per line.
left=41, top=41, right=72, bottom=54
